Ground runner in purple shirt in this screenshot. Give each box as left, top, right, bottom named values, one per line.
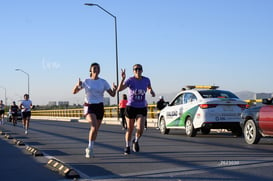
left=117, top=64, right=155, bottom=155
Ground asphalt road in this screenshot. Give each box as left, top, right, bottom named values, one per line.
left=1, top=119, right=273, bottom=181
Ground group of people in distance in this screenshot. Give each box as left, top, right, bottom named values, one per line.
left=0, top=94, right=33, bottom=135
left=73, top=63, right=156, bottom=158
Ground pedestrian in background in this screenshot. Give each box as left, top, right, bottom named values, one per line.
left=156, top=96, right=167, bottom=113
left=20, top=94, right=33, bottom=134
left=117, top=64, right=155, bottom=155
left=119, top=94, right=128, bottom=130
left=144, top=100, right=148, bottom=130
left=10, top=101, right=19, bottom=126
left=72, top=62, right=117, bottom=158
left=0, top=100, right=5, bottom=125
left=156, top=96, right=167, bottom=129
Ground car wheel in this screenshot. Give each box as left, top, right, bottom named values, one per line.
left=201, top=128, right=210, bottom=135
left=185, top=117, right=197, bottom=137
left=159, top=117, right=170, bottom=134
left=244, top=119, right=261, bottom=144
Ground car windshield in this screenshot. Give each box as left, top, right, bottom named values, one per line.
left=198, top=90, right=239, bottom=99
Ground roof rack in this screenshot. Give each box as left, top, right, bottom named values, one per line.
left=186, top=85, right=219, bottom=90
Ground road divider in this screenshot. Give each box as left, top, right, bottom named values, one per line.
left=4, top=133, right=13, bottom=139
left=12, top=138, right=25, bottom=146
left=0, top=130, right=5, bottom=135
left=46, top=158, right=80, bottom=179
left=25, top=145, right=44, bottom=157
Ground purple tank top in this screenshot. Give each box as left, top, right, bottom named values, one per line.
left=125, top=76, right=151, bottom=108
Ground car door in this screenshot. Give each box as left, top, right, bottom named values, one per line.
left=181, top=93, right=198, bottom=124
left=165, top=94, right=184, bottom=127
left=259, top=105, right=273, bottom=135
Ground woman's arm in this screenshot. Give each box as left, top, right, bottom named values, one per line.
left=107, top=83, right=117, bottom=97
left=147, top=85, right=156, bottom=97
left=72, top=78, right=83, bottom=94
left=117, top=69, right=128, bottom=92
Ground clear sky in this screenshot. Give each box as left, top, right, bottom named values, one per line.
left=0, top=0, right=273, bottom=105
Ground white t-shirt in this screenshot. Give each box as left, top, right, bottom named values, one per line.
left=21, top=100, right=32, bottom=112
left=82, top=78, right=111, bottom=104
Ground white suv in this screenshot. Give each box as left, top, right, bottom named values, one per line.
left=158, top=85, right=247, bottom=137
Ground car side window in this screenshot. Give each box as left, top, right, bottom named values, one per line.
left=172, top=94, right=183, bottom=106
left=183, top=93, right=197, bottom=104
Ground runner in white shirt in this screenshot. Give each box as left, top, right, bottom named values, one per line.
left=20, top=94, right=33, bottom=134
left=72, top=62, right=117, bottom=158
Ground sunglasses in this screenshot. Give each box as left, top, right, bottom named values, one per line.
left=134, top=67, right=142, bottom=71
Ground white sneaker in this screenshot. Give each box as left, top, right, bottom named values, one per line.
left=85, top=148, right=94, bottom=158
left=25, top=130, right=28, bottom=135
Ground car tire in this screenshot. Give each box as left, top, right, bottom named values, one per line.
left=159, top=117, right=170, bottom=134
left=185, top=117, right=197, bottom=137
left=244, top=119, right=261, bottom=144
left=201, top=128, right=210, bottom=135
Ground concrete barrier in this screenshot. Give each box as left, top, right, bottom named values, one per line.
left=32, top=116, right=158, bottom=128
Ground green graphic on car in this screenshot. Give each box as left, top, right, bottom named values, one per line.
left=167, top=105, right=199, bottom=127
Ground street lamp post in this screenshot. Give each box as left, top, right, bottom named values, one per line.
left=84, top=3, right=120, bottom=119
left=15, top=69, right=30, bottom=95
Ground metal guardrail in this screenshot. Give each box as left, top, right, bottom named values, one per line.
left=245, top=99, right=263, bottom=104
left=32, top=105, right=158, bottom=119
left=31, top=99, right=267, bottom=119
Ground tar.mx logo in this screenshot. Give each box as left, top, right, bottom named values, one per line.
left=42, top=58, right=61, bottom=70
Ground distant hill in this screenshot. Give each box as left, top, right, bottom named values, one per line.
left=154, top=91, right=268, bottom=104
left=234, top=91, right=256, bottom=100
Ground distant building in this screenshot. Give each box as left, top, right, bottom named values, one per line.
left=58, top=101, right=69, bottom=107
left=48, top=101, right=57, bottom=106
left=255, top=93, right=272, bottom=106
left=255, top=93, right=272, bottom=99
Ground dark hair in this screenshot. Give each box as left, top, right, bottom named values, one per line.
left=133, top=64, right=142, bottom=70
left=89, top=62, right=100, bottom=77
left=123, top=94, right=127, bottom=100
left=90, top=62, right=100, bottom=72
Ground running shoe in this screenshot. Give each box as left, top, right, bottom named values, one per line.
left=132, top=139, right=140, bottom=152
left=124, top=146, right=130, bottom=155
left=25, top=130, right=28, bottom=135
left=85, top=148, right=94, bottom=158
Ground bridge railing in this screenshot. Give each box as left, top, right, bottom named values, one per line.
left=32, top=104, right=158, bottom=119
left=31, top=99, right=264, bottom=119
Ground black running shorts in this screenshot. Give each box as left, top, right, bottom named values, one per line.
left=86, top=103, right=104, bottom=120
left=125, top=106, right=147, bottom=119
left=22, top=111, right=31, bottom=118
